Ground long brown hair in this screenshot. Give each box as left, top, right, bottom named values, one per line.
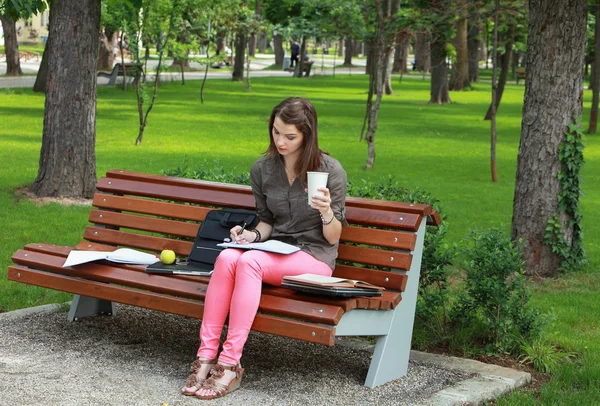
left=265, top=97, right=322, bottom=183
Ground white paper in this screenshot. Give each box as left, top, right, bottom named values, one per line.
left=63, top=248, right=158, bottom=267
left=217, top=239, right=300, bottom=255
left=284, top=273, right=348, bottom=284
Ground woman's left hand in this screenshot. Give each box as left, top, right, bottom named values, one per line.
left=310, top=187, right=333, bottom=216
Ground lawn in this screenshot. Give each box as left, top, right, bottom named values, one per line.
left=0, top=75, right=598, bottom=404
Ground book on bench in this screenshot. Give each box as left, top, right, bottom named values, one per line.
left=281, top=273, right=385, bottom=298
left=282, top=274, right=385, bottom=290
left=63, top=248, right=158, bottom=267
left=217, top=239, right=300, bottom=255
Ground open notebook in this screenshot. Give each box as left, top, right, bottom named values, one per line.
left=281, top=273, right=384, bottom=298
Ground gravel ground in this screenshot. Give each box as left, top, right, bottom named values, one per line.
left=0, top=305, right=472, bottom=406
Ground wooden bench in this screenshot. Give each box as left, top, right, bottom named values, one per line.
left=516, top=69, right=526, bottom=84
left=8, top=169, right=440, bottom=388
left=97, top=63, right=142, bottom=86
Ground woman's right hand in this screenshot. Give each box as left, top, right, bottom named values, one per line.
left=230, top=226, right=256, bottom=244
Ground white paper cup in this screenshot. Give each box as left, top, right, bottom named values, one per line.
left=307, top=171, right=329, bottom=205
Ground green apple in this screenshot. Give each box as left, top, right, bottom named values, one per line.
left=160, top=249, right=176, bottom=264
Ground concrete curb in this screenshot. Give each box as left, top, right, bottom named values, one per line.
left=0, top=302, right=69, bottom=322
left=335, top=338, right=531, bottom=406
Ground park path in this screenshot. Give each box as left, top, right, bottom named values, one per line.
left=0, top=53, right=367, bottom=89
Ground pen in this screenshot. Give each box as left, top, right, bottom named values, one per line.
left=237, top=222, right=247, bottom=243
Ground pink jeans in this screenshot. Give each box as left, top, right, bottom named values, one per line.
left=197, top=248, right=332, bottom=365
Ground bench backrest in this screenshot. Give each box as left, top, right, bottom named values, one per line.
left=84, top=170, right=436, bottom=294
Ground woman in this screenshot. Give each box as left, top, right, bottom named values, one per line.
left=181, top=97, right=347, bottom=399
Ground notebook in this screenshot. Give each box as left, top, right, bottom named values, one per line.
left=281, top=281, right=383, bottom=298
left=145, top=260, right=213, bottom=276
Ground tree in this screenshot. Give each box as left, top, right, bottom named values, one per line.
left=449, top=0, right=470, bottom=90
left=32, top=0, right=100, bottom=198
left=512, top=0, right=587, bottom=277
left=589, top=2, right=600, bottom=134
left=0, top=0, right=47, bottom=76
left=361, top=0, right=401, bottom=168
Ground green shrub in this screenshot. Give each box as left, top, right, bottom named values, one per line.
left=451, top=227, right=543, bottom=355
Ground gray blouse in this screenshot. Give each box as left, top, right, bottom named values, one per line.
left=250, top=153, right=348, bottom=270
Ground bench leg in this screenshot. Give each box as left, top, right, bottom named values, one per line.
left=364, top=220, right=426, bottom=388
left=67, top=294, right=117, bottom=322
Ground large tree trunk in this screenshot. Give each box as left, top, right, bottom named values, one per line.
left=392, top=34, right=409, bottom=73
left=0, top=14, right=22, bottom=76
left=429, top=35, right=451, bottom=104
left=414, top=30, right=430, bottom=72
left=33, top=37, right=51, bottom=93
left=512, top=0, right=587, bottom=277
left=467, top=12, right=481, bottom=82
left=588, top=1, right=600, bottom=134
left=484, top=24, right=515, bottom=120
left=449, top=1, right=470, bottom=90
left=232, top=31, right=247, bottom=81
left=32, top=0, right=100, bottom=198
left=344, top=36, right=353, bottom=65
left=273, top=32, right=284, bottom=67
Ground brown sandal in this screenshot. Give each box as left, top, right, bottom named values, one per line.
left=195, top=363, right=244, bottom=400
left=181, top=358, right=217, bottom=396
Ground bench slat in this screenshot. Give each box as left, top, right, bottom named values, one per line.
left=8, top=266, right=335, bottom=346
left=83, top=226, right=413, bottom=272
left=89, top=206, right=416, bottom=251
left=11, top=249, right=345, bottom=325
left=70, top=241, right=408, bottom=297
left=84, top=226, right=193, bottom=256
left=93, top=193, right=213, bottom=222
left=89, top=210, right=199, bottom=239
left=105, top=169, right=433, bottom=217
left=337, top=245, right=412, bottom=270
left=333, top=264, right=407, bottom=292
left=96, top=177, right=422, bottom=231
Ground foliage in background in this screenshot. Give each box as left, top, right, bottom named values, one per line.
left=451, top=228, right=543, bottom=355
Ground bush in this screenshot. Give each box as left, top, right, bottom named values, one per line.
left=451, top=227, right=543, bottom=355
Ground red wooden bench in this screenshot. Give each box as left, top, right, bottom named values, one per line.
left=8, top=169, right=440, bottom=388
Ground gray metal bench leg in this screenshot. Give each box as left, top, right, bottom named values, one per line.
left=107, top=69, right=118, bottom=86
left=364, top=220, right=427, bottom=388
left=67, top=294, right=117, bottom=322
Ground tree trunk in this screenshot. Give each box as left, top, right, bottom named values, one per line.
left=588, top=1, right=600, bottom=134
left=485, top=24, right=515, bottom=120
left=273, top=33, right=284, bottom=67
left=258, top=32, right=267, bottom=53
left=97, top=29, right=116, bottom=70
left=216, top=31, right=226, bottom=54
left=414, top=30, right=430, bottom=72
left=449, top=1, right=470, bottom=91
left=353, top=39, right=361, bottom=57
left=32, top=0, right=100, bottom=198
left=512, top=0, right=587, bottom=277
left=338, top=38, right=344, bottom=57
left=0, top=14, right=22, bottom=76
left=467, top=13, right=481, bottom=82
left=248, top=32, right=257, bottom=56
left=362, top=0, right=400, bottom=169
left=364, top=40, right=372, bottom=74
left=232, top=31, right=247, bottom=81
left=33, top=37, right=51, bottom=93
left=344, top=36, right=353, bottom=65
left=393, top=31, right=410, bottom=73
left=429, top=36, right=451, bottom=104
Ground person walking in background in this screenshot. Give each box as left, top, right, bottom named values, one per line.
left=180, top=97, right=348, bottom=400
left=290, top=39, right=300, bottom=67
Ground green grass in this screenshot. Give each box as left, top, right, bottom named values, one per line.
left=1, top=75, right=599, bottom=404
